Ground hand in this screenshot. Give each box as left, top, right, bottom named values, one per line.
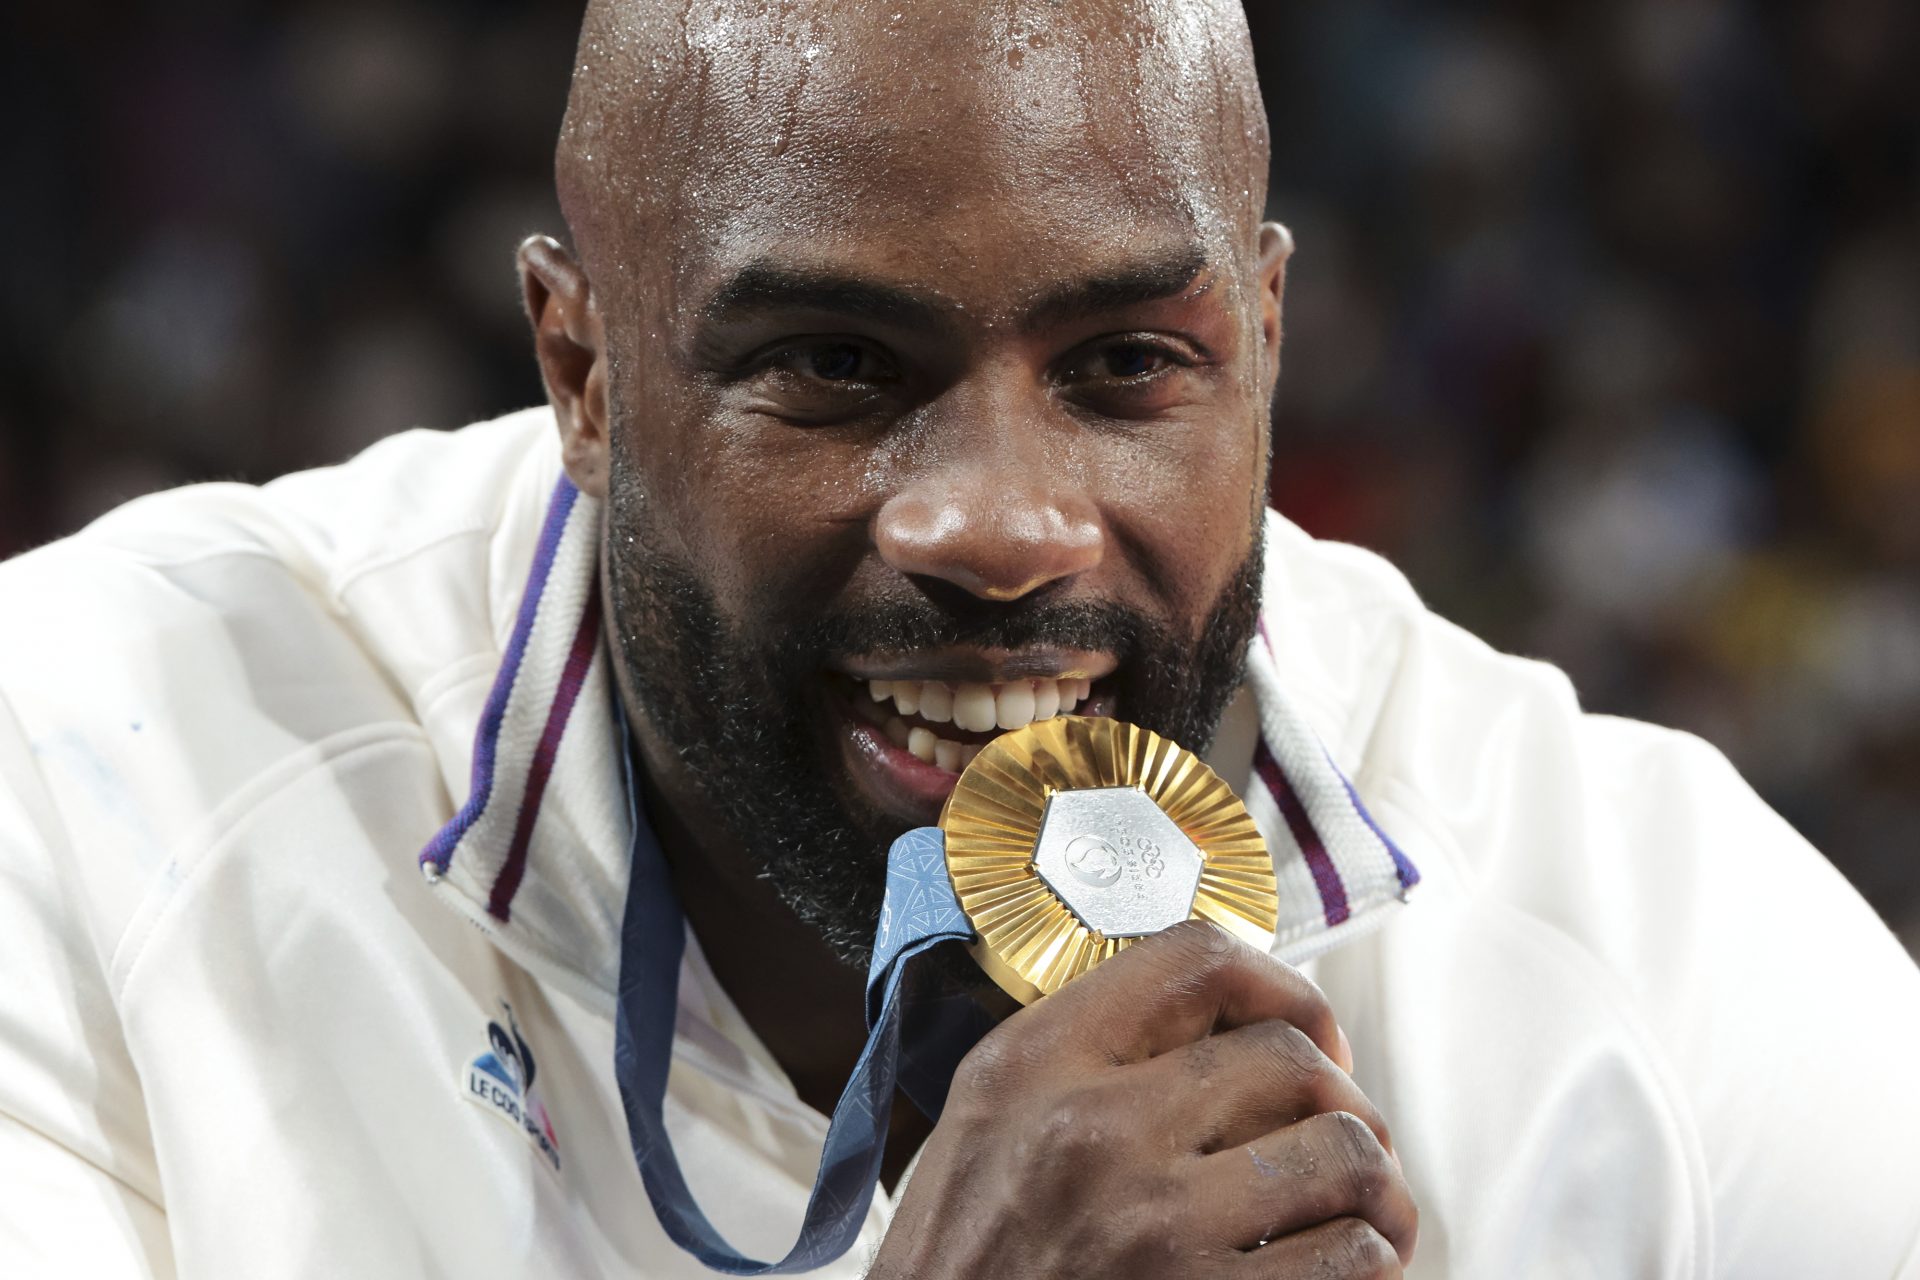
left=869, top=921, right=1417, bottom=1278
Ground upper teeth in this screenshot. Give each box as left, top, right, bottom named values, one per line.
left=868, top=677, right=1092, bottom=733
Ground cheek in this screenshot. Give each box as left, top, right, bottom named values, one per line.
left=659, top=407, right=886, bottom=616
left=610, top=319, right=862, bottom=609
left=1097, top=414, right=1264, bottom=614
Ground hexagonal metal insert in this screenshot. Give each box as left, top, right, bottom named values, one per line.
left=1032, top=787, right=1203, bottom=938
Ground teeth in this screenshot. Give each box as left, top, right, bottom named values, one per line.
left=1060, top=677, right=1089, bottom=710
left=863, top=676, right=1094, bottom=733
left=891, top=727, right=977, bottom=774
left=885, top=717, right=911, bottom=748
left=916, top=681, right=953, bottom=724
left=952, top=683, right=998, bottom=733
left=996, top=681, right=1037, bottom=730
left=1033, top=678, right=1061, bottom=720
left=907, top=726, right=938, bottom=763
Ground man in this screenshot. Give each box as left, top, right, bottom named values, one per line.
left=2, top=0, right=1917, bottom=1275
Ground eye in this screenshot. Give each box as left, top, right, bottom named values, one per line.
left=733, top=337, right=903, bottom=425
left=1062, top=337, right=1189, bottom=387
left=1099, top=342, right=1170, bottom=380
left=1057, top=334, right=1211, bottom=419
left=764, top=339, right=893, bottom=387
left=804, top=342, right=867, bottom=382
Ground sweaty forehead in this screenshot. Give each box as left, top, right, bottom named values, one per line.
left=561, top=0, right=1268, bottom=307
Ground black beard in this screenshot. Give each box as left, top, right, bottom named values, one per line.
left=606, top=482, right=1264, bottom=968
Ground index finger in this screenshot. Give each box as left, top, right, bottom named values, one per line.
left=1031, top=920, right=1347, bottom=1067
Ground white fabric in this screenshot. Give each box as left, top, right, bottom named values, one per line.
left=0, top=407, right=1915, bottom=1277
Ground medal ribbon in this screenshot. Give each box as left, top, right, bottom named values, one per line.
left=612, top=723, right=974, bottom=1274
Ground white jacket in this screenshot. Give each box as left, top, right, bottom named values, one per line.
left=1, top=409, right=1916, bottom=1278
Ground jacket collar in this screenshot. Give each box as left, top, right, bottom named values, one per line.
left=419, top=476, right=1418, bottom=1002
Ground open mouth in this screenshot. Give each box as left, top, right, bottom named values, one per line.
left=828, top=667, right=1118, bottom=823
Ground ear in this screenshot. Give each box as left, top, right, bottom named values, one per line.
left=1255, top=221, right=1294, bottom=401
left=518, top=235, right=610, bottom=499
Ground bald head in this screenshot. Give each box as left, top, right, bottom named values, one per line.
left=555, top=0, right=1272, bottom=306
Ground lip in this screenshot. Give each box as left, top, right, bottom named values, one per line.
left=832, top=675, right=1119, bottom=826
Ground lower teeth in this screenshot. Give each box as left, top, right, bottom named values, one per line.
left=889, top=716, right=983, bottom=772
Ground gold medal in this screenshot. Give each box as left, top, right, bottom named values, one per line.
left=938, top=716, right=1277, bottom=1004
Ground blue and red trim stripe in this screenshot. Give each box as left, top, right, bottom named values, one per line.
left=419, top=478, right=584, bottom=878
left=1253, top=739, right=1351, bottom=927
left=487, top=588, right=604, bottom=921
left=1331, top=756, right=1420, bottom=892
left=1248, top=614, right=1418, bottom=925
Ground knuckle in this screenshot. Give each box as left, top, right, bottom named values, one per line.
left=1320, top=1113, right=1382, bottom=1182
left=1297, top=1060, right=1386, bottom=1140
left=1281, top=973, right=1340, bottom=1055
left=1250, top=1020, right=1341, bottom=1111
left=1163, top=915, right=1233, bottom=951
left=949, top=1033, right=1017, bottom=1100
left=1159, top=917, right=1240, bottom=979
left=1324, top=1111, right=1393, bottom=1204
left=1327, top=1217, right=1399, bottom=1277
left=1266, top=1020, right=1330, bottom=1084
left=1315, top=1111, right=1416, bottom=1261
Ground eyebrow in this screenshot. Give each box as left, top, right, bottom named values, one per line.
left=1019, top=245, right=1213, bottom=333
left=697, top=243, right=1214, bottom=334
left=700, top=264, right=947, bottom=331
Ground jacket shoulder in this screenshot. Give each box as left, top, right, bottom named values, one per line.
left=49, top=409, right=555, bottom=589
left=0, top=410, right=559, bottom=947
left=1263, top=513, right=1920, bottom=1270
left=1263, top=512, right=1915, bottom=1005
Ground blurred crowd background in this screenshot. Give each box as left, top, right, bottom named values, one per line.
left=2, top=0, right=1916, bottom=951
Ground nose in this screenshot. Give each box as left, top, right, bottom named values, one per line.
left=874, top=416, right=1104, bottom=602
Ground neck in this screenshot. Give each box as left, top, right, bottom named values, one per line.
left=627, top=715, right=938, bottom=1185
left=635, top=756, right=867, bottom=1096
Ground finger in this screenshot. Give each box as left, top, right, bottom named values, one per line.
left=1033, top=920, right=1345, bottom=1066
left=1201, top=1111, right=1417, bottom=1264
left=1144, top=1017, right=1394, bottom=1155
left=1234, top=1216, right=1403, bottom=1278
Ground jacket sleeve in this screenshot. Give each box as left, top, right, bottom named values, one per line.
left=0, top=693, right=174, bottom=1277
left=1332, top=569, right=1920, bottom=1277
left=1574, top=717, right=1920, bottom=1278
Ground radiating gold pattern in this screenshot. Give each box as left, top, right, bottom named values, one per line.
left=938, top=716, right=1277, bottom=1004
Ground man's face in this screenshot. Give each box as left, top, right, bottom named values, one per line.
left=560, top=1, right=1283, bottom=961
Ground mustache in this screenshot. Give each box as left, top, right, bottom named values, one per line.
left=775, top=597, right=1164, bottom=667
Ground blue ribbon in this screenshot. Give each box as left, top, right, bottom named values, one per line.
left=612, top=727, right=976, bottom=1274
